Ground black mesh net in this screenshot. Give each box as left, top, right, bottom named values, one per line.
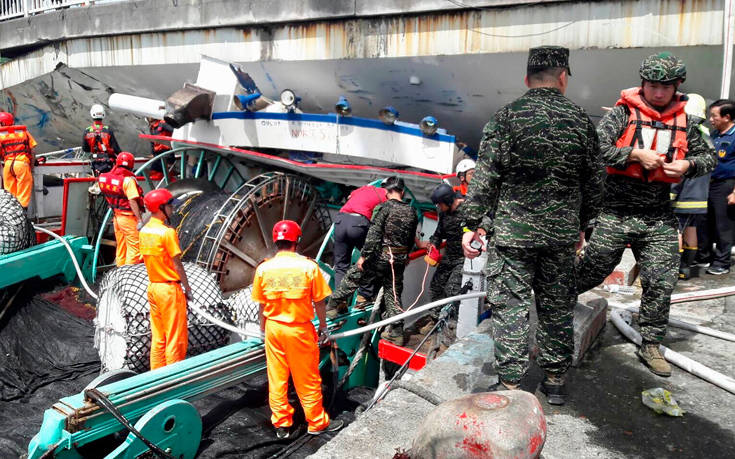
left=0, top=189, right=34, bottom=255
left=95, top=262, right=233, bottom=373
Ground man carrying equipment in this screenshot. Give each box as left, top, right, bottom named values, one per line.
left=0, top=112, right=37, bottom=210
left=83, top=104, right=121, bottom=177
left=577, top=52, right=715, bottom=377
left=461, top=46, right=604, bottom=404
left=139, top=188, right=192, bottom=370
left=416, top=183, right=465, bottom=334
left=98, top=152, right=144, bottom=266
left=251, top=220, right=344, bottom=439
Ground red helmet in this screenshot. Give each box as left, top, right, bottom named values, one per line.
left=116, top=151, right=135, bottom=169
left=272, top=220, right=302, bottom=242
left=143, top=188, right=174, bottom=213
left=0, top=112, right=14, bottom=127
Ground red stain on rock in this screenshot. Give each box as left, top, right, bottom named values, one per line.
left=529, top=433, right=544, bottom=454
left=458, top=438, right=491, bottom=458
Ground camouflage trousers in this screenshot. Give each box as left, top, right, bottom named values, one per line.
left=328, top=252, right=407, bottom=328
left=428, top=258, right=464, bottom=319
left=486, top=244, right=576, bottom=384
left=577, top=211, right=679, bottom=342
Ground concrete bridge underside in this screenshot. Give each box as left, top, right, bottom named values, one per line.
left=0, top=0, right=731, bottom=153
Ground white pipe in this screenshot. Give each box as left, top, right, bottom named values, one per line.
left=610, top=310, right=735, bottom=395
left=330, top=292, right=487, bottom=340
left=670, top=286, right=735, bottom=304
left=607, top=301, right=735, bottom=343
left=188, top=301, right=264, bottom=341
left=722, top=0, right=735, bottom=98
left=33, top=226, right=98, bottom=300
left=108, top=93, right=166, bottom=119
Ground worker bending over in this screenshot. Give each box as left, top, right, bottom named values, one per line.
left=0, top=112, right=37, bottom=209
left=326, top=176, right=418, bottom=346
left=98, top=152, right=144, bottom=266
left=251, top=220, right=344, bottom=439
left=139, top=188, right=192, bottom=370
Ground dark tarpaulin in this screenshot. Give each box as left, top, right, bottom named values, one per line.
left=0, top=288, right=371, bottom=458
left=0, top=293, right=100, bottom=457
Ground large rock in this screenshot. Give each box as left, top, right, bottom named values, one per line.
left=412, top=391, right=546, bottom=459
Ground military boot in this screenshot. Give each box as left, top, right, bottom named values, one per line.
left=380, top=325, right=405, bottom=346
left=539, top=374, right=567, bottom=405
left=637, top=342, right=672, bottom=377
left=326, top=299, right=348, bottom=319
left=353, top=294, right=371, bottom=310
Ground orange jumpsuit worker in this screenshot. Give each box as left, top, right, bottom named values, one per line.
left=251, top=220, right=344, bottom=439
left=0, top=112, right=37, bottom=209
left=139, top=188, right=192, bottom=370
left=98, top=152, right=144, bottom=266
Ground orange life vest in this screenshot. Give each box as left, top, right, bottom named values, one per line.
left=0, top=125, right=32, bottom=162
left=608, top=87, right=688, bottom=184
left=150, top=120, right=172, bottom=154
left=453, top=183, right=468, bottom=196
left=84, top=123, right=115, bottom=162
left=99, top=166, right=143, bottom=212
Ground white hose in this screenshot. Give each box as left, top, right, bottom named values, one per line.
left=610, top=310, right=735, bottom=395
left=188, top=301, right=265, bottom=341
left=608, top=301, right=735, bottom=343
left=33, top=226, right=98, bottom=300
left=330, top=291, right=487, bottom=340
left=670, top=286, right=735, bottom=304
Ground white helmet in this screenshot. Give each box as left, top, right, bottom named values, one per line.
left=455, top=159, right=476, bottom=175
left=685, top=93, right=706, bottom=120
left=90, top=104, right=106, bottom=120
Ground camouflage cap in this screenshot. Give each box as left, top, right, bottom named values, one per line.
left=639, top=52, right=686, bottom=83
left=527, top=46, right=571, bottom=76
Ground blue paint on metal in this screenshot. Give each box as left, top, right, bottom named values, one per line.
left=211, top=111, right=455, bottom=143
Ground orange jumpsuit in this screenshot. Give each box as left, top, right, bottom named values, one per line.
left=139, top=217, right=188, bottom=370
left=112, top=176, right=143, bottom=266
left=251, top=251, right=332, bottom=432
left=1, top=129, right=37, bottom=208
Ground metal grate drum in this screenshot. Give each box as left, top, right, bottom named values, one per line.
left=0, top=189, right=34, bottom=255
left=94, top=262, right=233, bottom=373
left=224, top=286, right=261, bottom=340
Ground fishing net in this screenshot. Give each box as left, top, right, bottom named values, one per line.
left=94, top=262, right=233, bottom=373
left=224, top=286, right=262, bottom=340
left=0, top=189, right=34, bottom=255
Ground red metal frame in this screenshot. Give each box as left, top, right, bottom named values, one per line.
left=378, top=339, right=427, bottom=371
left=60, top=177, right=96, bottom=235
left=139, top=134, right=455, bottom=180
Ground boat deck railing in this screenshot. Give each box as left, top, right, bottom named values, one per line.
left=0, top=0, right=121, bottom=22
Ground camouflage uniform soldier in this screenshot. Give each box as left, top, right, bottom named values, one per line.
left=461, top=46, right=604, bottom=405
left=416, top=184, right=466, bottom=333
left=326, top=176, right=418, bottom=346
left=577, top=53, right=716, bottom=377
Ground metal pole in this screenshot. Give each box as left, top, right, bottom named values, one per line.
left=721, top=0, right=735, bottom=98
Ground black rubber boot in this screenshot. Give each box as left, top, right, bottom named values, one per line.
left=679, top=247, right=697, bottom=280
left=540, top=375, right=567, bottom=405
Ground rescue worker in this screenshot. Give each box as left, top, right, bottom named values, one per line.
left=332, top=183, right=387, bottom=305
left=576, top=52, right=715, bottom=377
left=415, top=183, right=465, bottom=334
left=454, top=159, right=476, bottom=196
left=147, top=117, right=174, bottom=181
left=83, top=104, right=121, bottom=177
left=98, top=152, right=144, bottom=266
left=670, top=94, right=711, bottom=279
left=326, top=176, right=418, bottom=346
left=461, top=46, right=604, bottom=404
left=696, top=99, right=735, bottom=275
left=0, top=112, right=37, bottom=209
left=139, top=188, right=192, bottom=370
left=251, top=220, right=344, bottom=439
